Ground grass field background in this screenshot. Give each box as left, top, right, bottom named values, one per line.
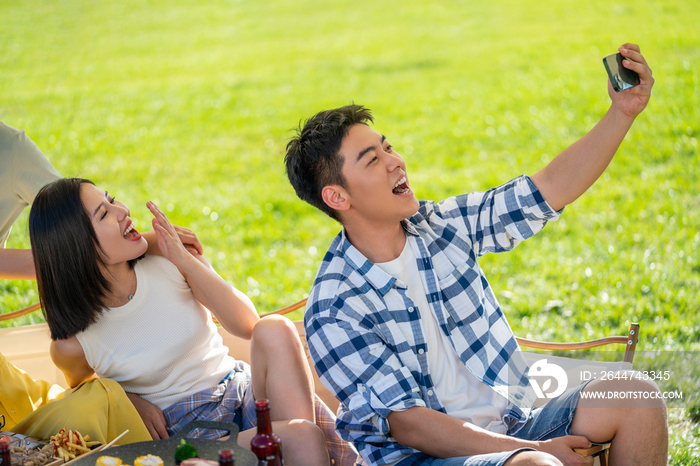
left=1, top=0, right=699, bottom=460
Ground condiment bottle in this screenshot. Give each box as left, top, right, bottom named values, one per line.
left=218, top=449, right=235, bottom=466
left=250, top=399, right=283, bottom=465
left=0, top=440, right=11, bottom=466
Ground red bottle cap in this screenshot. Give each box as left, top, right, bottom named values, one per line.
left=218, top=450, right=233, bottom=460
left=255, top=399, right=270, bottom=410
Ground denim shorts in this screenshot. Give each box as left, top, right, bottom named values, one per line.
left=423, top=380, right=593, bottom=466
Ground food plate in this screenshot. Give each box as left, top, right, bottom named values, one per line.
left=0, top=431, right=62, bottom=466
left=66, top=422, right=256, bottom=466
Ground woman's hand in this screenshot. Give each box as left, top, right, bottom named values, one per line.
left=147, top=201, right=197, bottom=271
left=148, top=201, right=259, bottom=338
left=608, top=43, right=654, bottom=119
left=125, top=392, right=169, bottom=440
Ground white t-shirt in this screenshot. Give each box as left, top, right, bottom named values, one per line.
left=0, top=122, right=61, bottom=247
left=76, top=255, right=237, bottom=410
left=375, top=237, right=508, bottom=434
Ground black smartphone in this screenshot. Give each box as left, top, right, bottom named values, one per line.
left=603, top=53, right=640, bottom=92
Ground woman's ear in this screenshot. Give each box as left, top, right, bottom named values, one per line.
left=322, top=185, right=350, bottom=212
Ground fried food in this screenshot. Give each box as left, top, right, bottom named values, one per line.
left=9, top=443, right=54, bottom=466
left=49, top=429, right=100, bottom=461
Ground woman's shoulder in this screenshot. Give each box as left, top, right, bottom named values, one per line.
left=140, top=254, right=189, bottom=287
left=50, top=336, right=87, bottom=368
left=50, top=336, right=95, bottom=388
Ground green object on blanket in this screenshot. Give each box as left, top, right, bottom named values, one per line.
left=174, top=439, right=198, bottom=465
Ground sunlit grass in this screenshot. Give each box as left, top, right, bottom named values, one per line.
left=1, top=0, right=698, bottom=457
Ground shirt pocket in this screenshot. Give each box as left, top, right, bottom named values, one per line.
left=436, top=261, right=490, bottom=332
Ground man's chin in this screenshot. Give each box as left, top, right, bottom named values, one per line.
left=404, top=198, right=420, bottom=217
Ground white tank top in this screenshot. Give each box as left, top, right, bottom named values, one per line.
left=375, top=238, right=508, bottom=434
left=76, top=255, right=236, bottom=410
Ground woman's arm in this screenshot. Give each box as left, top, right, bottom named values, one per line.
left=50, top=336, right=95, bottom=388
left=52, top=337, right=169, bottom=440
left=125, top=392, right=169, bottom=440
left=146, top=201, right=260, bottom=339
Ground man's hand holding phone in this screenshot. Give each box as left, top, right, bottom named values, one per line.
left=605, top=43, right=654, bottom=119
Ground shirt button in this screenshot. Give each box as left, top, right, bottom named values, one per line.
left=418, top=349, right=424, bottom=354
left=427, top=390, right=434, bottom=396
left=359, top=386, right=366, bottom=392
left=11, top=409, right=16, bottom=414
left=408, top=307, right=415, bottom=312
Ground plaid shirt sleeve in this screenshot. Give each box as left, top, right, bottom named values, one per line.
left=428, top=175, right=561, bottom=257
left=306, top=303, right=426, bottom=428
left=305, top=274, right=427, bottom=461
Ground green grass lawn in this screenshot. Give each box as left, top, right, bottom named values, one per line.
left=2, top=0, right=699, bottom=460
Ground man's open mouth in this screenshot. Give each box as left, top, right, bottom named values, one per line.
left=392, top=175, right=410, bottom=195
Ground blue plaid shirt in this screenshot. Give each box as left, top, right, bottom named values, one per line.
left=304, top=175, right=562, bottom=466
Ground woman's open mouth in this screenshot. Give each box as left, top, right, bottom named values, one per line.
left=123, top=220, right=141, bottom=241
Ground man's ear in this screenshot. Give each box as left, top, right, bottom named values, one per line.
left=322, top=185, right=350, bottom=212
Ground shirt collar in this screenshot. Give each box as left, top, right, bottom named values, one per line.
left=335, top=220, right=418, bottom=296
left=401, top=218, right=420, bottom=237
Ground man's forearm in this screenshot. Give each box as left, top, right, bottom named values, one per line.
left=388, top=406, right=536, bottom=458
left=0, top=248, right=36, bottom=280
left=531, top=105, right=635, bottom=212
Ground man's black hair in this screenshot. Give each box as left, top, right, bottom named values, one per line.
left=285, top=104, right=373, bottom=221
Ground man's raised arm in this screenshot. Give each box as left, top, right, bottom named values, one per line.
left=530, top=43, right=654, bottom=211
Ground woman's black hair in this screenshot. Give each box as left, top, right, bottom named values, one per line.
left=29, top=178, right=141, bottom=340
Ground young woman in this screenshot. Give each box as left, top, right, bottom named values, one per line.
left=29, top=178, right=329, bottom=466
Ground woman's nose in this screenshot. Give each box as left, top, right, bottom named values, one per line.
left=114, top=202, right=129, bottom=220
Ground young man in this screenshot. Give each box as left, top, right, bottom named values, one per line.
left=285, top=44, right=667, bottom=466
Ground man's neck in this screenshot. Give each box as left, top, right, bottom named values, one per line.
left=343, top=220, right=406, bottom=264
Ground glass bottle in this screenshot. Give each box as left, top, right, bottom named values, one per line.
left=218, top=449, right=235, bottom=466
left=0, top=440, right=11, bottom=466
left=250, top=399, right=283, bottom=465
